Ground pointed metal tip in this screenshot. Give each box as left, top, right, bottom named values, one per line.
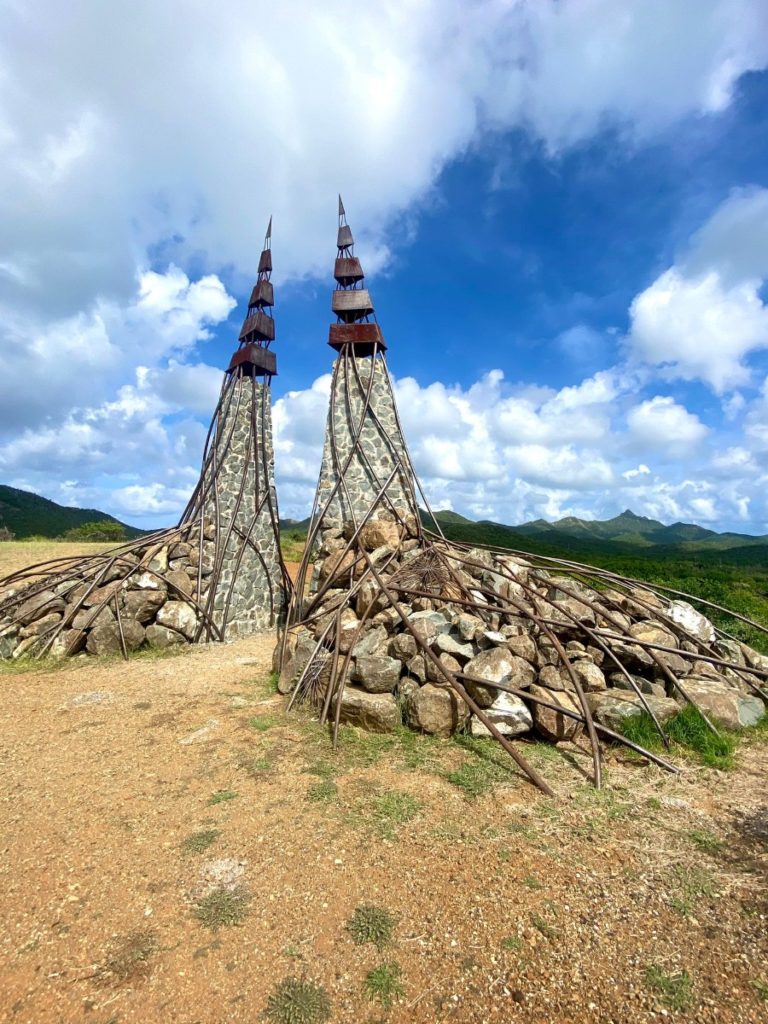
left=338, top=194, right=345, bottom=217
left=265, top=215, right=272, bottom=242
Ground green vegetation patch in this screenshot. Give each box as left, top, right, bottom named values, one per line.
left=443, top=735, right=516, bottom=799
left=346, top=904, right=395, bottom=950
left=265, top=976, right=331, bottom=1024
left=208, top=789, right=238, bottom=805
left=180, top=829, right=221, bottom=855
left=370, top=790, right=420, bottom=838
left=363, top=962, right=405, bottom=1008
left=644, top=965, right=694, bottom=1011
left=193, top=886, right=250, bottom=930
left=306, top=779, right=338, bottom=803
left=668, top=864, right=717, bottom=917
left=98, top=929, right=157, bottom=984
left=618, top=705, right=738, bottom=769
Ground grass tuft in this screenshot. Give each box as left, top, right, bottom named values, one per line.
left=265, top=975, right=331, bottom=1024
left=193, top=886, right=250, bottom=930
left=306, top=779, right=338, bottom=803
left=208, top=789, right=238, bottom=805
left=363, top=962, right=405, bottom=1007
left=644, top=965, right=694, bottom=1010
left=98, top=929, right=157, bottom=985
left=443, top=735, right=514, bottom=799
left=370, top=790, right=420, bottom=838
left=250, top=715, right=279, bottom=732
left=180, top=829, right=220, bottom=855
left=346, top=904, right=395, bottom=950
left=668, top=864, right=717, bottom=917
left=619, top=705, right=737, bottom=769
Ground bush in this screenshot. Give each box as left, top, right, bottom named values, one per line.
left=62, top=521, right=126, bottom=542
left=0, top=526, right=15, bottom=541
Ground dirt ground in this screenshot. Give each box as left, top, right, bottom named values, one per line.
left=0, top=548, right=767, bottom=1023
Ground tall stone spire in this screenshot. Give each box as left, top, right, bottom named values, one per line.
left=309, top=198, right=420, bottom=539
left=0, top=218, right=289, bottom=660
left=181, top=217, right=288, bottom=637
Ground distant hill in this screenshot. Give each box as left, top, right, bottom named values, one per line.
left=0, top=485, right=145, bottom=540
left=279, top=506, right=768, bottom=560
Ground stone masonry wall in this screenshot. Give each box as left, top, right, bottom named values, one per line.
left=314, top=355, right=418, bottom=529
left=202, top=376, right=284, bottom=638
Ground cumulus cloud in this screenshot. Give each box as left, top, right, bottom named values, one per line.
left=1, top=0, right=765, bottom=324
left=626, top=188, right=768, bottom=393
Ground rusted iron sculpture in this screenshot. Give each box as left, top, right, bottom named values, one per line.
left=278, top=201, right=768, bottom=795
left=0, top=220, right=290, bottom=660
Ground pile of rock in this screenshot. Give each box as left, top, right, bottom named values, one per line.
left=0, top=522, right=218, bottom=660
left=278, top=519, right=767, bottom=742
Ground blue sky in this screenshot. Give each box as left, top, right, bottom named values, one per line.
left=1, top=2, right=768, bottom=533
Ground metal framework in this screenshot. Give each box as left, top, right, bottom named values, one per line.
left=0, top=220, right=290, bottom=659
left=279, top=202, right=768, bottom=796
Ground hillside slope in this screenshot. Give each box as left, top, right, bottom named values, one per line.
left=0, top=485, right=144, bottom=540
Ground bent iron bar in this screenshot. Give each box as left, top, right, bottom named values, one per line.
left=278, top=199, right=767, bottom=796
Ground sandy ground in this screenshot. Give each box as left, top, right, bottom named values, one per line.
left=0, top=542, right=115, bottom=580
left=0, top=546, right=767, bottom=1023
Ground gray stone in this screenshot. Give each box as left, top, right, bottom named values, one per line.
left=352, top=655, right=401, bottom=693
left=628, top=619, right=678, bottom=649
left=71, top=604, right=116, bottom=631
left=121, top=588, right=167, bottom=624
left=19, top=612, right=62, bottom=638
left=571, top=659, right=606, bottom=692
left=433, top=632, right=474, bottom=662
left=426, top=652, right=461, bottom=683
left=166, top=568, right=194, bottom=596
left=404, top=682, right=469, bottom=737
left=16, top=589, right=65, bottom=625
left=506, top=633, right=537, bottom=664
left=586, top=691, right=679, bottom=729
left=134, top=572, right=164, bottom=590
left=470, top=691, right=533, bottom=737
left=351, top=625, right=389, bottom=658
left=156, top=601, right=198, bottom=640
left=464, top=648, right=535, bottom=708
left=528, top=684, right=581, bottom=742
left=333, top=686, right=400, bottom=733
left=667, top=600, right=716, bottom=644
left=537, top=664, right=570, bottom=692
left=406, top=654, right=427, bottom=682
left=86, top=618, right=145, bottom=656
left=390, top=632, right=418, bottom=661
left=49, top=629, right=86, bottom=658
left=677, top=677, right=766, bottom=730
left=146, top=623, right=186, bottom=649
left=455, top=613, right=483, bottom=641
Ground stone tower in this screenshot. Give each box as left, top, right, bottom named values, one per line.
left=180, top=218, right=288, bottom=637
left=311, top=197, right=420, bottom=535
left=0, top=220, right=288, bottom=661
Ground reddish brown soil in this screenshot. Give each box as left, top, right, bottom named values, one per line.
left=0, top=627, right=766, bottom=1022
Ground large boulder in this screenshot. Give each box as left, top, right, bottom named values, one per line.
left=352, top=655, right=401, bottom=693
left=121, top=589, right=167, bottom=624
left=470, top=691, right=532, bottom=738
left=86, top=618, right=145, bottom=656
left=333, top=686, right=400, bottom=733
left=586, top=690, right=679, bottom=730
left=433, top=632, right=474, bottom=662
left=404, top=683, right=469, bottom=737
left=146, top=623, right=185, bottom=649
left=527, top=684, right=581, bottom=742
left=19, top=612, right=62, bottom=638
left=464, top=648, right=535, bottom=708
left=389, top=632, right=418, bottom=662
left=358, top=519, right=401, bottom=550
left=628, top=620, right=678, bottom=648
left=351, top=625, right=389, bottom=658
left=16, top=589, right=65, bottom=625
left=156, top=601, right=198, bottom=640
left=677, top=677, right=765, bottom=730
left=667, top=601, right=716, bottom=644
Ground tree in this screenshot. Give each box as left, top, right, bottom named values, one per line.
left=62, top=521, right=126, bottom=542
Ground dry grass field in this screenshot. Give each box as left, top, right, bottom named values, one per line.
left=0, top=541, right=116, bottom=580
left=0, top=542, right=767, bottom=1024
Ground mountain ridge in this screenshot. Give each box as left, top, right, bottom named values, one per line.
left=0, top=485, right=145, bottom=540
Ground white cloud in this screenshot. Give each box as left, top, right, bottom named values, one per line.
left=1, top=0, right=765, bottom=326
left=626, top=395, right=709, bottom=455
left=626, top=188, right=768, bottom=393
